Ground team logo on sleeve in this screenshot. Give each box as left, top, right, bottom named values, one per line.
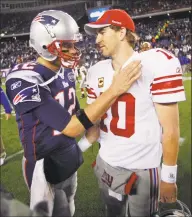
left=98, top=77, right=104, bottom=88
left=13, top=84, right=41, bottom=105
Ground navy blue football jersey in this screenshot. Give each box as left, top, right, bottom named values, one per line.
left=6, top=62, right=83, bottom=183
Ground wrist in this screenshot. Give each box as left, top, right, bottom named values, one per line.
left=161, top=163, right=177, bottom=183
left=107, top=86, right=119, bottom=98
left=78, top=135, right=92, bottom=152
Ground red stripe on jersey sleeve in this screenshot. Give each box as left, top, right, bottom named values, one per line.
left=152, top=88, right=184, bottom=95
left=153, top=73, right=182, bottom=81
left=86, top=87, right=97, bottom=99
left=151, top=79, right=183, bottom=91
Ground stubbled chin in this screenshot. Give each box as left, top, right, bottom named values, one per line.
left=102, top=52, right=109, bottom=57
left=61, top=59, right=74, bottom=68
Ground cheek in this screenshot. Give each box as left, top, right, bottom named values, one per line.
left=108, top=38, right=118, bottom=50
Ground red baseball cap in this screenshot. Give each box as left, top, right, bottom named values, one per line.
left=84, top=9, right=135, bottom=35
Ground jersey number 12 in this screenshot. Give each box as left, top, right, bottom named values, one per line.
left=53, top=87, right=76, bottom=136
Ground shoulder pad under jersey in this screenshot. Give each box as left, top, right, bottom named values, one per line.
left=6, top=62, right=53, bottom=92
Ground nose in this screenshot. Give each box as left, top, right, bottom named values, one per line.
left=69, top=47, right=77, bottom=55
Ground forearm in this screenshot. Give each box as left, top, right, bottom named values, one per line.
left=84, top=87, right=117, bottom=123
left=62, top=88, right=117, bottom=137
left=78, top=125, right=100, bottom=152
left=162, top=128, right=180, bottom=166
left=85, top=124, right=100, bottom=144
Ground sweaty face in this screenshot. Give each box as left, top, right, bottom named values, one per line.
left=96, top=27, right=120, bottom=57
left=61, top=42, right=81, bottom=68
left=61, top=42, right=78, bottom=56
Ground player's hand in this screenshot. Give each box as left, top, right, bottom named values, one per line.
left=111, top=60, right=142, bottom=97
left=5, top=113, right=11, bottom=120
left=160, top=180, right=177, bottom=203
left=85, top=125, right=100, bottom=144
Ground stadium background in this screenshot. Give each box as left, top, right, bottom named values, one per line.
left=0, top=0, right=191, bottom=216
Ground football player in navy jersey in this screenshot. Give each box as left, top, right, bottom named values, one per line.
left=5, top=10, right=141, bottom=216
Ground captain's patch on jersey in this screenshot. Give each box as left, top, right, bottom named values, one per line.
left=13, top=84, right=41, bottom=105
left=98, top=77, right=104, bottom=88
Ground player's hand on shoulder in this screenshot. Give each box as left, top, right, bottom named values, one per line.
left=110, top=60, right=142, bottom=96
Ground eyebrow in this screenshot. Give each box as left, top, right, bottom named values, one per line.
left=97, top=27, right=109, bottom=34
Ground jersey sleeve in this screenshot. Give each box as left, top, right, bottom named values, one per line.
left=33, top=97, right=71, bottom=132
left=150, top=50, right=186, bottom=103
left=6, top=78, right=71, bottom=131
left=86, top=68, right=98, bottom=105
left=6, top=78, right=50, bottom=115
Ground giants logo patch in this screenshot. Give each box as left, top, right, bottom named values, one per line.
left=101, top=170, right=113, bottom=187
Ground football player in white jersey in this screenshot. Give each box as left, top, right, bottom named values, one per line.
left=73, top=65, right=80, bottom=84
left=78, top=9, right=186, bottom=217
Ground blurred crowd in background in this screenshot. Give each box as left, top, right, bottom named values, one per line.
left=129, top=0, right=190, bottom=16
left=0, top=0, right=191, bottom=72
left=0, top=0, right=191, bottom=35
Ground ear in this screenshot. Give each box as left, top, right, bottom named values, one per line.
left=119, top=27, right=127, bottom=41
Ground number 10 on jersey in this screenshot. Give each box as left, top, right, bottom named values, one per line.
left=100, top=93, right=135, bottom=138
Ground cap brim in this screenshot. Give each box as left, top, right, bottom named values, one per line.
left=84, top=23, right=110, bottom=35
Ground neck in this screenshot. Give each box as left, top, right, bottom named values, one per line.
left=111, top=43, right=134, bottom=72
left=37, top=57, right=61, bottom=72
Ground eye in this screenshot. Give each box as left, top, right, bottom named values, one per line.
left=100, top=30, right=105, bottom=35
left=97, top=29, right=105, bottom=36
left=62, top=49, right=69, bottom=53
left=62, top=42, right=74, bottom=49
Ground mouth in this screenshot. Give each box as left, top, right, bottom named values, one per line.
left=99, top=45, right=105, bottom=49
left=97, top=44, right=104, bottom=49
left=98, top=45, right=105, bottom=52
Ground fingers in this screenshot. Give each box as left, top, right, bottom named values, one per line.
left=121, top=60, right=141, bottom=73
left=160, top=191, right=177, bottom=204
left=160, top=181, right=177, bottom=204
left=160, top=196, right=177, bottom=203
left=127, top=63, right=142, bottom=83
left=111, top=60, right=142, bottom=96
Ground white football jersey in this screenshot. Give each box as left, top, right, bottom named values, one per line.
left=86, top=48, right=186, bottom=169
left=79, top=66, right=87, bottom=77
left=79, top=66, right=87, bottom=88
